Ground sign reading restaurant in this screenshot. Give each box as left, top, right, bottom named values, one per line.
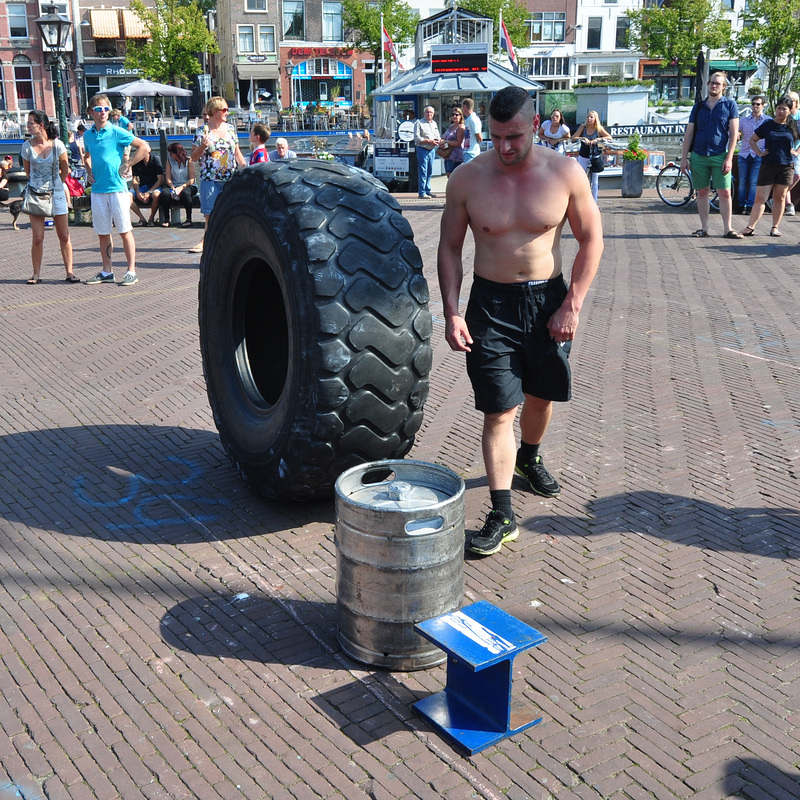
left=609, top=124, right=688, bottom=137
left=289, top=47, right=354, bottom=59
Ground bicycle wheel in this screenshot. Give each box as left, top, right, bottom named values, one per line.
left=657, top=165, right=694, bottom=207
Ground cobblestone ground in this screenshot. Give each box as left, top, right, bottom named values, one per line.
left=0, top=188, right=798, bottom=800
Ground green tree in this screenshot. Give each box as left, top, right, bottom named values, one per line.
left=341, top=0, right=418, bottom=64
left=125, top=0, right=218, bottom=87
left=627, top=0, right=731, bottom=99
left=729, top=0, right=800, bottom=106
left=458, top=0, right=530, bottom=58
left=178, top=0, right=216, bottom=14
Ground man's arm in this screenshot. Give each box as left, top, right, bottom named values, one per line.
left=82, top=144, right=95, bottom=185
left=473, top=118, right=483, bottom=144
left=723, top=116, right=739, bottom=174
left=680, top=122, right=695, bottom=174
left=437, top=175, right=473, bottom=352
left=149, top=161, right=164, bottom=191
left=549, top=160, right=604, bottom=343
left=127, top=137, right=151, bottom=168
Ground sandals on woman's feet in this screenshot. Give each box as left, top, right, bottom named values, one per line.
left=27, top=276, right=42, bottom=284
left=692, top=229, right=708, bottom=238
left=181, top=220, right=193, bottom=228
left=723, top=230, right=744, bottom=239
left=741, top=227, right=756, bottom=236
left=770, top=227, right=782, bottom=237
left=65, top=273, right=80, bottom=283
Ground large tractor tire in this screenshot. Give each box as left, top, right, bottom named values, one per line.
left=198, top=160, right=432, bottom=501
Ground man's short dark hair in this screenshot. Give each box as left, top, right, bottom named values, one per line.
left=489, top=87, right=536, bottom=123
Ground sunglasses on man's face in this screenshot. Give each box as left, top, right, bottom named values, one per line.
left=92, top=106, right=111, bottom=112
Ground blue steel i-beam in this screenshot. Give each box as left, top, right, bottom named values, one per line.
left=413, top=600, right=547, bottom=755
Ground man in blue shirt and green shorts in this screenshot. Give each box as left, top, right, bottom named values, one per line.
left=82, top=93, right=151, bottom=286
left=680, top=72, right=744, bottom=240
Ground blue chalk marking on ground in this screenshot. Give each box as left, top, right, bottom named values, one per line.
left=74, top=456, right=231, bottom=530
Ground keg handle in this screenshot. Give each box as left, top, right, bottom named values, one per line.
left=405, top=516, right=445, bottom=536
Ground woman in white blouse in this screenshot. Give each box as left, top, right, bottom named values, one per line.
left=538, top=109, right=571, bottom=154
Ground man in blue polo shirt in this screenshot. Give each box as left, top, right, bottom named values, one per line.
left=680, top=72, right=744, bottom=240
left=82, top=93, right=151, bottom=286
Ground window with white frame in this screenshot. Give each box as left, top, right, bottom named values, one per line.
left=238, top=24, right=255, bottom=53
left=283, top=0, right=304, bottom=39
left=258, top=25, right=275, bottom=52
left=529, top=12, right=566, bottom=43
left=8, top=4, right=29, bottom=38
left=615, top=17, right=629, bottom=49
left=246, top=0, right=267, bottom=9
left=529, top=57, right=570, bottom=77
left=323, top=2, right=343, bottom=41
left=587, top=17, right=602, bottom=49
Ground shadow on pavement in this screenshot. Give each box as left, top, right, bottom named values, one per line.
left=723, top=757, right=800, bottom=798
left=517, top=488, right=800, bottom=559
left=161, top=592, right=419, bottom=744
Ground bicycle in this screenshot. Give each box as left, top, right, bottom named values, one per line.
left=656, top=163, right=729, bottom=212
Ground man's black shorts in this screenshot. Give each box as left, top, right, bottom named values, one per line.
left=465, top=274, right=572, bottom=413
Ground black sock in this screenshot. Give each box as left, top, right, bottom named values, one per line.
left=490, top=490, right=514, bottom=520
left=518, top=441, right=540, bottom=465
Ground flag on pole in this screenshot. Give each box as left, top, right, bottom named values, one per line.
left=499, top=15, right=517, bottom=72
left=382, top=25, right=399, bottom=64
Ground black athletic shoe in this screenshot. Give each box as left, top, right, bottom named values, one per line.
left=515, top=453, right=561, bottom=497
left=468, top=510, right=519, bottom=556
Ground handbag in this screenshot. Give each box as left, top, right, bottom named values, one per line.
left=21, top=142, right=59, bottom=217
left=589, top=144, right=605, bottom=174
left=22, top=186, right=53, bottom=217
left=436, top=141, right=452, bottom=159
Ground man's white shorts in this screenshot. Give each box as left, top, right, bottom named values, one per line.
left=90, top=191, right=133, bottom=235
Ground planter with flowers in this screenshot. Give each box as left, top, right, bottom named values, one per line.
left=621, top=132, right=648, bottom=198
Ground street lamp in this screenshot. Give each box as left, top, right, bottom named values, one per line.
left=283, top=59, right=295, bottom=108
left=35, top=4, right=73, bottom=147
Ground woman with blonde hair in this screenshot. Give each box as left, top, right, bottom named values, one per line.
left=571, top=110, right=611, bottom=202
left=188, top=96, right=246, bottom=253
left=440, top=107, right=466, bottom=176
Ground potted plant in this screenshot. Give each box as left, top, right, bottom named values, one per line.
left=621, top=132, right=648, bottom=197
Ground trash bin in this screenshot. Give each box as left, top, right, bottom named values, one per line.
left=335, top=459, right=465, bottom=670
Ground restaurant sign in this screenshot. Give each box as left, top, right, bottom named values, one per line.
left=609, top=124, right=688, bottom=138
left=290, top=47, right=353, bottom=59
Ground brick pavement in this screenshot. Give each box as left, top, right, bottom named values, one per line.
left=0, top=188, right=799, bottom=799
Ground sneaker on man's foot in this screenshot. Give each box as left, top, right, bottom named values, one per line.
left=786, top=202, right=795, bottom=216
left=85, top=271, right=115, bottom=285
left=468, top=509, right=519, bottom=556
left=515, top=452, right=561, bottom=497
left=119, top=271, right=138, bottom=286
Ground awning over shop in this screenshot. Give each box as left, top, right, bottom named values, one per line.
left=379, top=58, right=544, bottom=97
left=710, top=60, right=757, bottom=70
left=121, top=9, right=148, bottom=39
left=235, top=63, right=281, bottom=80
left=90, top=9, right=119, bottom=39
